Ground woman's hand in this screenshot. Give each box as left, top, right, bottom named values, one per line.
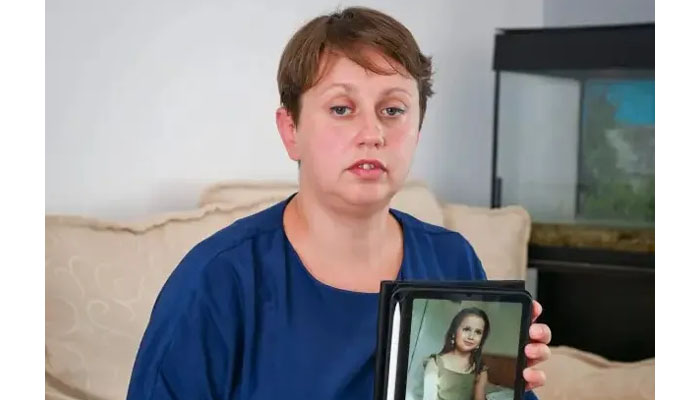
left=523, top=300, right=552, bottom=391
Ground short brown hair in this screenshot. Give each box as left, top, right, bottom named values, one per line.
left=277, top=7, right=434, bottom=129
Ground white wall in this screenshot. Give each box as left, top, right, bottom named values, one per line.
left=46, top=0, right=543, bottom=219
left=544, top=0, right=654, bottom=26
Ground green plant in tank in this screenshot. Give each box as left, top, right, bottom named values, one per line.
left=577, top=80, right=654, bottom=225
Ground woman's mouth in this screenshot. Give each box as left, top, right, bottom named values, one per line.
left=347, top=159, right=387, bottom=180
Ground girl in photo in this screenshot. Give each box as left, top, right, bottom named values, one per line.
left=423, top=308, right=491, bottom=400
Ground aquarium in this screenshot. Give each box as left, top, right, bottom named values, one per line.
left=491, top=24, right=654, bottom=228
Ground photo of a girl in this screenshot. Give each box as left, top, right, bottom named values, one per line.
left=422, top=308, right=491, bottom=400
left=405, top=299, right=521, bottom=400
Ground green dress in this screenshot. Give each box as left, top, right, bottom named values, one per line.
left=433, top=355, right=476, bottom=400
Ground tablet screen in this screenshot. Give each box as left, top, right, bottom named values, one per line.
left=394, top=295, right=529, bottom=400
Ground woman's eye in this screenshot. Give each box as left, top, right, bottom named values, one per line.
left=330, top=106, right=351, bottom=116
left=382, top=107, right=405, bottom=117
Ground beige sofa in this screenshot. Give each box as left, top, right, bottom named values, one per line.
left=45, top=181, right=654, bottom=400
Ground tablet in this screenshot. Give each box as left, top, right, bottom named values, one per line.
left=374, top=281, right=532, bottom=400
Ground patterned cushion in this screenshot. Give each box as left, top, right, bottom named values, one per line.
left=45, top=201, right=277, bottom=400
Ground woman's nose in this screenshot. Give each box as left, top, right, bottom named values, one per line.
left=359, top=132, right=385, bottom=148
left=357, top=114, right=385, bottom=148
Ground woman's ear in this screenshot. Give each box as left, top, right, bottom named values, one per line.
left=276, top=107, right=301, bottom=161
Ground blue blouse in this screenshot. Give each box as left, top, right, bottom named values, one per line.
left=127, top=197, right=537, bottom=400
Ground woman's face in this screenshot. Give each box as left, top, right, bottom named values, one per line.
left=454, top=314, right=486, bottom=353
left=278, top=48, right=421, bottom=209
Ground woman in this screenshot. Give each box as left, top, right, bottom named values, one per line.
left=423, top=308, right=491, bottom=400
left=127, top=7, right=551, bottom=400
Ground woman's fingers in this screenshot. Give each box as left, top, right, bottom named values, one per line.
left=529, top=323, right=552, bottom=345
left=523, top=367, right=546, bottom=391
left=525, top=343, right=552, bottom=364
left=531, top=300, right=543, bottom=323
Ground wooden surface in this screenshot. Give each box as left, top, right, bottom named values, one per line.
left=482, top=354, right=517, bottom=389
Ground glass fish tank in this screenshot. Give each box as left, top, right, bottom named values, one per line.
left=491, top=24, right=654, bottom=237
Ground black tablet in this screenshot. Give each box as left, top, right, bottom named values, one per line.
left=374, top=281, right=533, bottom=400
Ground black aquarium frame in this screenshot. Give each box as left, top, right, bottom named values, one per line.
left=490, top=23, right=655, bottom=208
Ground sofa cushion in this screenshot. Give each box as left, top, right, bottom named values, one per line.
left=198, top=180, right=446, bottom=227
left=533, top=346, right=654, bottom=400
left=198, top=180, right=298, bottom=208
left=442, top=204, right=531, bottom=280
left=45, top=201, right=278, bottom=400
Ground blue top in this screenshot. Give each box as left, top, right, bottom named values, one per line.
left=127, top=197, right=538, bottom=400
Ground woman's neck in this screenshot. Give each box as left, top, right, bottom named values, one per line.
left=290, top=188, right=397, bottom=267
left=282, top=185, right=403, bottom=292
